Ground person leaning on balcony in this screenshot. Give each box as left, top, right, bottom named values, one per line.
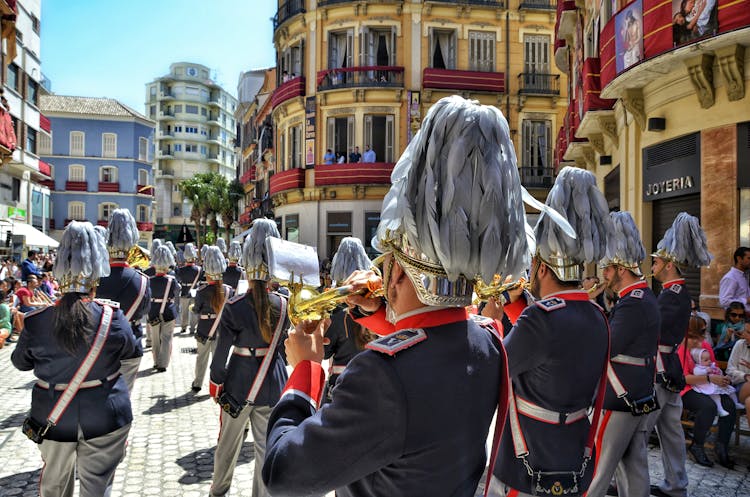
left=362, top=145, right=376, bottom=163
left=348, top=146, right=362, bottom=163
left=323, top=149, right=335, bottom=164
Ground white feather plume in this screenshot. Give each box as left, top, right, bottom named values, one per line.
left=203, top=246, right=227, bottom=276
left=604, top=211, right=645, bottom=265
left=53, top=221, right=111, bottom=287
left=152, top=245, right=175, bottom=270
left=183, top=243, right=198, bottom=261
left=243, top=218, right=280, bottom=271
left=107, top=209, right=139, bottom=252
left=228, top=241, right=242, bottom=262
left=216, top=237, right=227, bottom=254
left=656, top=212, right=713, bottom=267
left=330, top=237, right=372, bottom=285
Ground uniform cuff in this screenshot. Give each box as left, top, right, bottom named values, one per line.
left=282, top=360, right=326, bottom=409
left=209, top=381, right=222, bottom=398
left=504, top=295, right=528, bottom=325
left=353, top=306, right=395, bottom=336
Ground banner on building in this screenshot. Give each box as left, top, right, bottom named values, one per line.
left=305, top=96, right=316, bottom=166
left=615, top=0, right=643, bottom=73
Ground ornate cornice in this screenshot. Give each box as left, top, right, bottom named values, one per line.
left=621, top=88, right=645, bottom=130
left=598, top=114, right=618, bottom=147
left=715, top=44, right=745, bottom=102
left=685, top=54, right=715, bottom=109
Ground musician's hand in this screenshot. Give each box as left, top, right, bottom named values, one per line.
left=481, top=297, right=505, bottom=321
left=508, top=279, right=527, bottom=303
left=285, top=318, right=330, bottom=367
left=344, top=269, right=383, bottom=313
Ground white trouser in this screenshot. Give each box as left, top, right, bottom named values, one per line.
left=180, top=296, right=196, bottom=332
left=193, top=338, right=217, bottom=389
left=119, top=356, right=142, bottom=397
left=644, top=384, right=689, bottom=497
left=151, top=319, right=175, bottom=369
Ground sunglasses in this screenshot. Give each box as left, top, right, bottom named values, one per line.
left=730, top=312, right=745, bottom=318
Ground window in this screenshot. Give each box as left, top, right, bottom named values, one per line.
left=174, top=144, right=182, bottom=152
left=185, top=126, right=198, bottom=133
left=327, top=116, right=355, bottom=163
left=31, top=15, right=40, bottom=33
left=173, top=104, right=183, bottom=113
left=185, top=86, right=200, bottom=96
left=328, top=30, right=354, bottom=84
left=364, top=115, right=394, bottom=163
left=100, top=202, right=118, bottom=221
left=68, top=164, right=85, bottom=182
left=25, top=127, right=36, bottom=154
left=70, top=131, right=85, bottom=156
left=469, top=31, right=496, bottom=72
left=149, top=105, right=156, bottom=118
left=430, top=29, right=457, bottom=69
left=100, top=166, right=117, bottom=183
left=360, top=27, right=396, bottom=66
left=521, top=120, right=552, bottom=175
left=364, top=211, right=381, bottom=257
left=38, top=131, right=51, bottom=155
left=102, top=133, right=117, bottom=158
left=11, top=177, right=20, bottom=202
left=27, top=79, right=39, bottom=106
left=201, top=108, right=207, bottom=116
left=175, top=125, right=183, bottom=133
left=137, top=205, right=149, bottom=223
left=200, top=145, right=207, bottom=155
left=138, top=169, right=148, bottom=185
left=524, top=35, right=551, bottom=74
left=7, top=64, right=19, bottom=92
left=285, top=214, right=299, bottom=243
left=281, top=43, right=304, bottom=80
left=185, top=144, right=197, bottom=153
left=185, top=105, right=199, bottom=114
left=68, top=201, right=85, bottom=220
left=139, top=137, right=148, bottom=161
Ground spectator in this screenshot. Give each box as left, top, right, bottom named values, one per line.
left=42, top=255, right=53, bottom=272
left=0, top=259, right=11, bottom=280
left=689, top=347, right=740, bottom=416
left=323, top=149, right=335, bottom=164
left=726, top=326, right=750, bottom=439
left=282, top=71, right=289, bottom=83
left=678, top=315, right=736, bottom=468
left=336, top=152, right=345, bottom=164
left=714, top=301, right=746, bottom=360
left=719, top=246, right=750, bottom=312
left=16, top=275, right=50, bottom=313
left=0, top=289, right=10, bottom=348
left=362, top=145, right=376, bottom=163
left=21, top=250, right=42, bottom=282
left=691, top=298, right=713, bottom=343
left=348, top=146, right=362, bottom=163
left=39, top=272, right=55, bottom=299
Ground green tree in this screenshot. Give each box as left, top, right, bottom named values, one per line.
left=178, top=175, right=210, bottom=253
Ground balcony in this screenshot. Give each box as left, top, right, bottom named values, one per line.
left=39, top=179, right=55, bottom=189
left=422, top=68, right=504, bottom=93
left=519, top=167, right=554, bottom=188
left=65, top=181, right=88, bottom=191
left=270, top=168, right=305, bottom=196
left=519, top=0, right=554, bottom=10
left=38, top=160, right=52, bottom=177
left=137, top=184, right=154, bottom=196
left=156, top=150, right=173, bottom=159
left=239, top=209, right=252, bottom=226
left=554, top=37, right=569, bottom=73
left=240, top=166, right=256, bottom=185
left=273, top=0, right=305, bottom=30
left=159, top=111, right=175, bottom=120
left=556, top=0, right=577, bottom=40
left=271, top=76, right=305, bottom=109
left=317, top=67, right=404, bottom=91
left=517, top=73, right=560, bottom=96
left=39, top=114, right=51, bottom=133
left=425, top=0, right=504, bottom=5
left=581, top=57, right=615, bottom=115
left=314, top=163, right=394, bottom=187
left=98, top=182, right=120, bottom=193
left=158, top=91, right=174, bottom=100
left=136, top=222, right=154, bottom=232
left=97, top=220, right=109, bottom=228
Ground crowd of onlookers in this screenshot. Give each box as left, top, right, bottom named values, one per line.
left=0, top=250, right=58, bottom=348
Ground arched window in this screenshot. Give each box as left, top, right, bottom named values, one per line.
left=68, top=164, right=85, bottom=182
left=68, top=201, right=85, bottom=221
left=138, top=168, right=149, bottom=185
left=100, top=165, right=117, bottom=183
left=99, top=202, right=118, bottom=222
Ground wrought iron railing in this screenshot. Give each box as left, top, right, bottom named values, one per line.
left=273, top=0, right=305, bottom=30
left=517, top=73, right=560, bottom=96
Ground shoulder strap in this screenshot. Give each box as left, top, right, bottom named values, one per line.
left=47, top=305, right=114, bottom=427
left=483, top=324, right=510, bottom=497
left=207, top=286, right=231, bottom=339
left=189, top=267, right=201, bottom=292
left=159, top=277, right=173, bottom=320
left=125, top=274, right=148, bottom=321
left=245, top=296, right=288, bottom=403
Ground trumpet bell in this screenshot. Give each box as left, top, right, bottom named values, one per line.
left=287, top=281, right=384, bottom=325
left=127, top=245, right=151, bottom=269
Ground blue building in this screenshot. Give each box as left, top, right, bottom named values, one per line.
left=38, top=96, right=155, bottom=247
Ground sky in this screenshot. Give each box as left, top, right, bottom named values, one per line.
left=41, top=0, right=278, bottom=113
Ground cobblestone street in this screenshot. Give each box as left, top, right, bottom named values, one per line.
left=1, top=331, right=750, bottom=496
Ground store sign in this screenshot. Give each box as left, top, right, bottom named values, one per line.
left=7, top=207, right=26, bottom=220
left=642, top=133, right=700, bottom=201
left=645, top=176, right=695, bottom=197
left=305, top=96, right=316, bottom=167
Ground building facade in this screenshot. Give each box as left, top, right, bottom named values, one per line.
left=555, top=0, right=750, bottom=317
left=0, top=0, right=54, bottom=257
left=267, top=0, right=565, bottom=259
left=39, top=95, right=155, bottom=248
left=146, top=62, right=239, bottom=241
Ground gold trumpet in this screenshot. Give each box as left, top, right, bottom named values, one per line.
left=288, top=280, right=384, bottom=325
left=473, top=276, right=529, bottom=305
left=127, top=245, right=151, bottom=269
left=586, top=282, right=600, bottom=295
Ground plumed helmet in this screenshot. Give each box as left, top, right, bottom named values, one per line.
left=203, top=246, right=227, bottom=281
left=228, top=241, right=242, bottom=263
left=372, top=95, right=529, bottom=306
left=216, top=237, right=227, bottom=254
left=534, top=166, right=614, bottom=282
left=183, top=243, right=198, bottom=262
left=151, top=238, right=163, bottom=253
left=652, top=212, right=712, bottom=268
left=152, top=245, right=175, bottom=271
left=600, top=211, right=646, bottom=276
left=165, top=241, right=177, bottom=258
left=93, top=225, right=108, bottom=245
left=54, top=221, right=111, bottom=293
left=330, top=237, right=371, bottom=286
left=107, top=208, right=139, bottom=259
left=243, top=218, right=280, bottom=281
left=200, top=243, right=209, bottom=260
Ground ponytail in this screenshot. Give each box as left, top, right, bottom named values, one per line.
left=53, top=293, right=92, bottom=355
left=210, top=283, right=225, bottom=314
left=248, top=280, right=273, bottom=343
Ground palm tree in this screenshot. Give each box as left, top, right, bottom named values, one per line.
left=220, top=179, right=244, bottom=242
left=178, top=176, right=209, bottom=252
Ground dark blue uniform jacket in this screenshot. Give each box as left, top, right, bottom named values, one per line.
left=97, top=262, right=151, bottom=356
left=494, top=291, right=609, bottom=495
left=11, top=301, right=137, bottom=441
left=209, top=290, right=289, bottom=407
left=193, top=282, right=233, bottom=341
left=222, top=264, right=243, bottom=290
left=176, top=263, right=202, bottom=297
left=263, top=308, right=504, bottom=497
left=656, top=279, right=691, bottom=385
left=148, top=274, right=180, bottom=322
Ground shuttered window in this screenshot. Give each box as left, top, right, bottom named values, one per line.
left=469, top=31, right=495, bottom=72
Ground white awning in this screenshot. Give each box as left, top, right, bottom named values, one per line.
left=0, top=220, right=59, bottom=249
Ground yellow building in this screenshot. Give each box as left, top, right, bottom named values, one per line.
left=556, top=0, right=750, bottom=317
left=267, top=0, right=567, bottom=259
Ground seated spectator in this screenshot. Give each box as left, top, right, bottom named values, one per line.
left=691, top=298, right=713, bottom=343
left=714, top=301, right=746, bottom=360
left=726, top=328, right=750, bottom=437
left=16, top=275, right=51, bottom=313
left=690, top=347, right=741, bottom=416
left=679, top=315, right=737, bottom=468
left=0, top=289, right=10, bottom=348
left=323, top=149, right=335, bottom=164
left=21, top=250, right=42, bottom=282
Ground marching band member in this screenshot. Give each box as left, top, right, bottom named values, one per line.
left=645, top=212, right=718, bottom=496
left=148, top=246, right=180, bottom=373
left=216, top=237, right=228, bottom=259
left=209, top=219, right=289, bottom=497
left=191, top=246, right=232, bottom=394
left=165, top=241, right=178, bottom=271
left=143, top=238, right=162, bottom=277
left=587, top=211, right=659, bottom=497
left=12, top=221, right=137, bottom=497
left=263, top=96, right=529, bottom=496
left=176, top=243, right=201, bottom=335
left=223, top=240, right=244, bottom=291
left=322, top=237, right=375, bottom=403
left=486, top=167, right=612, bottom=497
left=97, top=209, right=151, bottom=395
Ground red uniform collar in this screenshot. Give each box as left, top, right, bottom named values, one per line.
left=662, top=279, right=685, bottom=289
left=109, top=261, right=130, bottom=268
left=396, top=307, right=469, bottom=331
left=156, top=273, right=167, bottom=277
left=618, top=280, right=648, bottom=298
left=184, top=262, right=195, bottom=266
left=543, top=290, right=590, bottom=302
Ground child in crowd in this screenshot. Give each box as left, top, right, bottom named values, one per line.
left=691, top=348, right=740, bottom=416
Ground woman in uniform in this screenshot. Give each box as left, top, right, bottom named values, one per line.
left=191, top=246, right=233, bottom=393
left=148, top=245, right=180, bottom=372
left=209, top=219, right=290, bottom=497
left=11, top=221, right=137, bottom=497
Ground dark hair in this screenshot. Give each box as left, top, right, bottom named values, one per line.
left=248, top=280, right=275, bottom=343
left=733, top=247, right=750, bottom=264
left=27, top=250, right=37, bottom=258
left=725, top=301, right=745, bottom=320
left=687, top=315, right=707, bottom=339
left=53, top=293, right=93, bottom=355
left=210, top=283, right=225, bottom=314
left=345, top=313, right=375, bottom=351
